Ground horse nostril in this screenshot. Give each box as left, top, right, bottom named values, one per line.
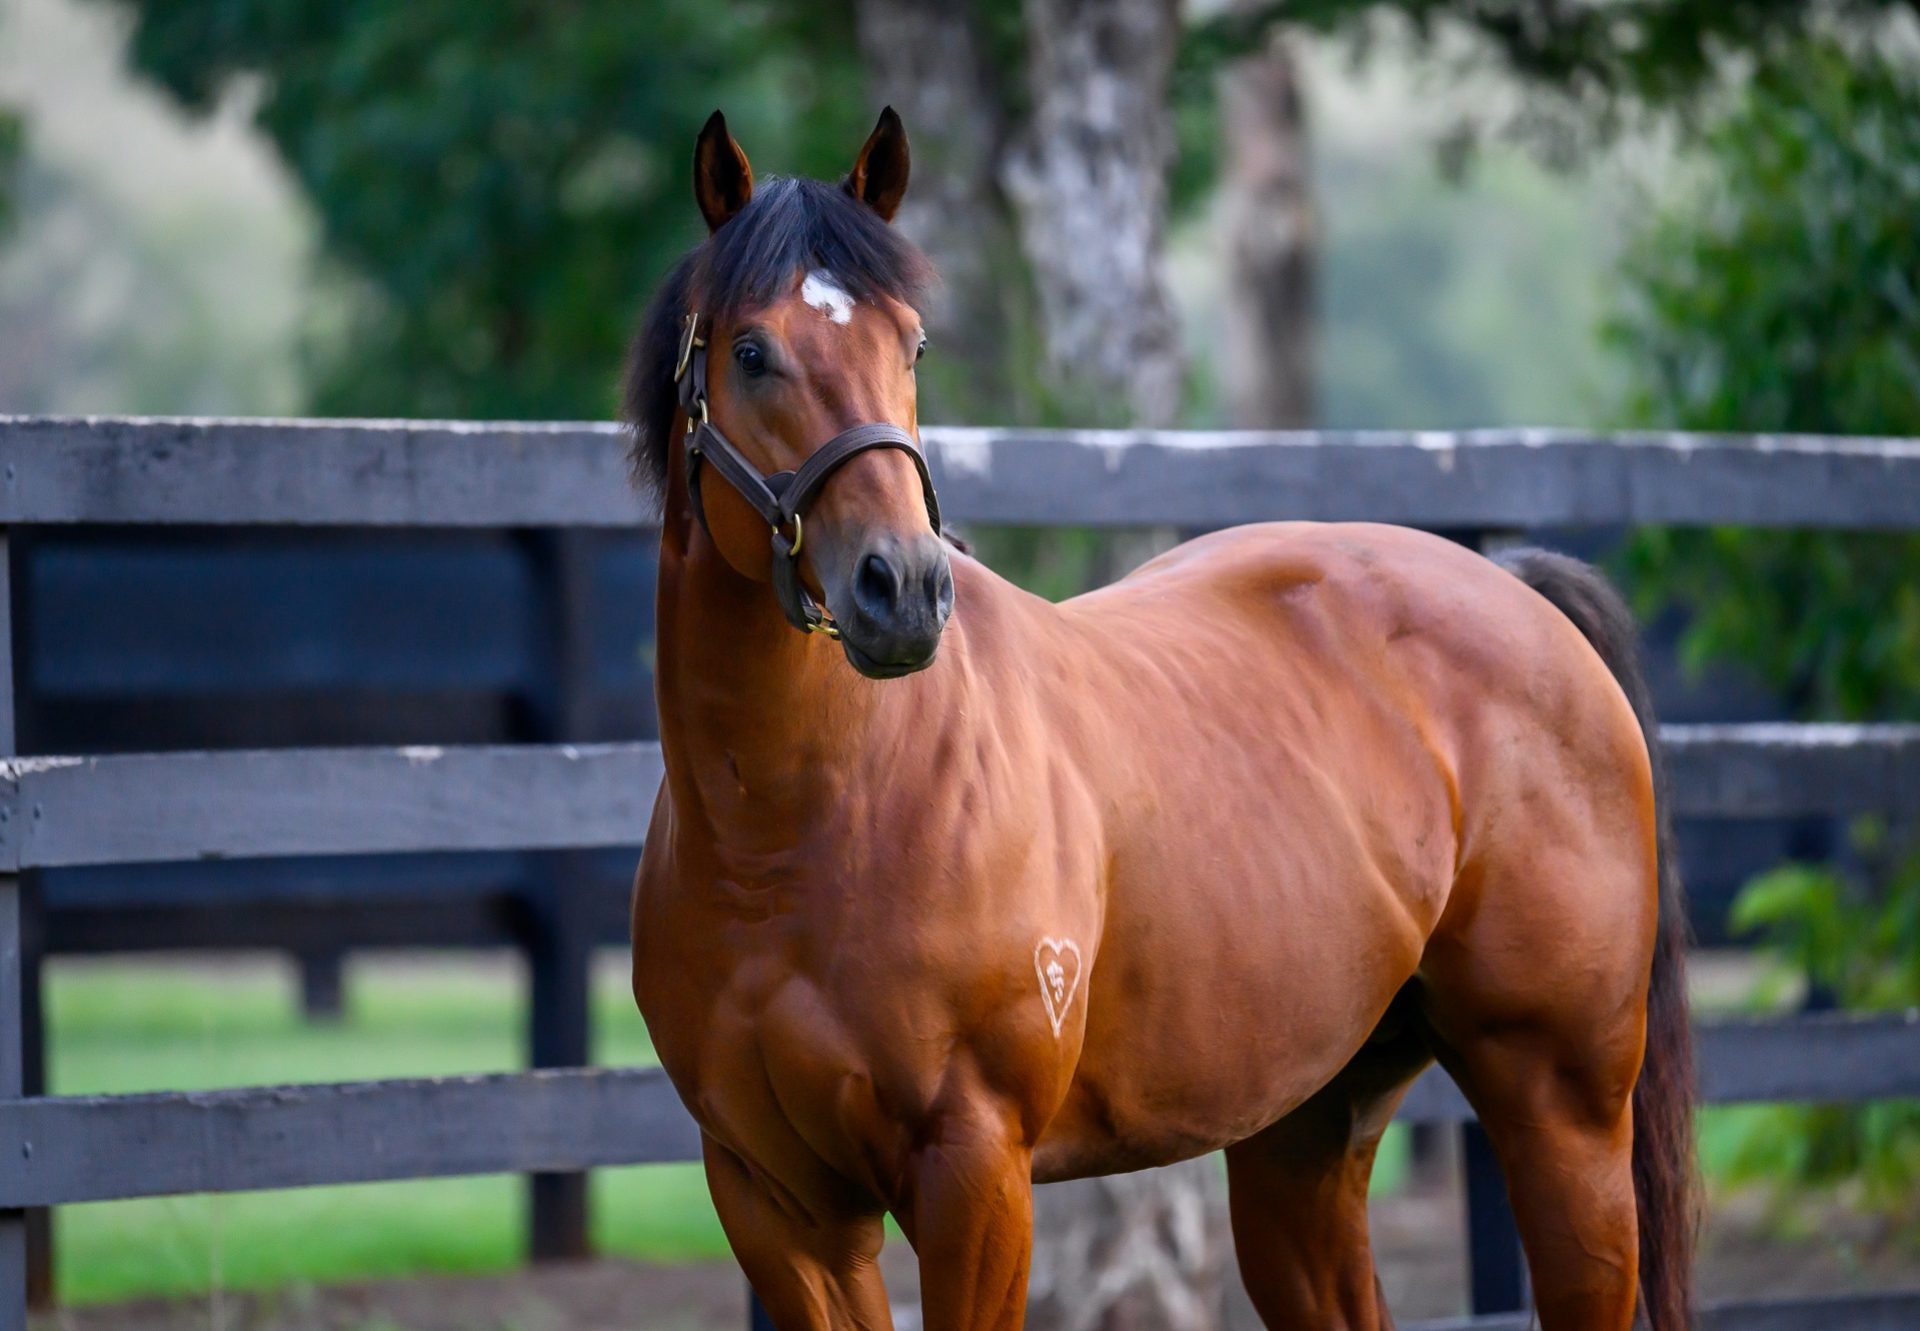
left=932, top=563, right=955, bottom=619
left=855, top=552, right=901, bottom=618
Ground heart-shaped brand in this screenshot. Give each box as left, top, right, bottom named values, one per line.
left=1033, top=937, right=1084, bottom=1038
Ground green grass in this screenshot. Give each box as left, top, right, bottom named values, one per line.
left=1370, top=1124, right=1410, bottom=1197
left=47, top=955, right=1414, bottom=1306
left=46, top=955, right=730, bottom=1305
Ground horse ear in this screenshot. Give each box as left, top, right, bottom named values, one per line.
left=693, top=110, right=753, bottom=233
left=845, top=106, right=909, bottom=222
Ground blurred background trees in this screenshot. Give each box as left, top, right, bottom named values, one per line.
left=8, top=0, right=1912, bottom=437
left=1611, top=42, right=1920, bottom=721
left=78, top=1, right=875, bottom=419
left=1608, top=37, right=1920, bottom=1212
left=50, top=0, right=1909, bottom=435
left=0, top=105, right=21, bottom=234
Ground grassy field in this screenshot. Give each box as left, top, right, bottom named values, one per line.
left=36, top=948, right=1883, bottom=1319
left=48, top=953, right=1434, bottom=1307
left=47, top=955, right=730, bottom=1305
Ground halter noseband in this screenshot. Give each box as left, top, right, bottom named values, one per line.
left=674, top=312, right=942, bottom=639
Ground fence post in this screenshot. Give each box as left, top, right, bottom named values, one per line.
left=295, top=948, right=347, bottom=1022
left=0, top=531, right=28, bottom=1331
left=16, top=876, right=43, bottom=1309
left=6, top=534, right=48, bottom=1310
left=526, top=875, right=593, bottom=1260
left=1463, top=1120, right=1529, bottom=1314
left=524, top=530, right=598, bottom=1262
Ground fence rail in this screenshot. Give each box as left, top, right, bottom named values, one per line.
left=7, top=416, right=1920, bottom=528
left=0, top=1067, right=699, bottom=1206
left=0, top=743, right=666, bottom=868
left=0, top=1010, right=1912, bottom=1209
left=1413, top=1290, right=1920, bottom=1331
left=3, top=724, right=1914, bottom=869
left=5, top=416, right=1920, bottom=1330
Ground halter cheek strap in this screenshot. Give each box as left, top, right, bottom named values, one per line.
left=673, top=312, right=943, bottom=639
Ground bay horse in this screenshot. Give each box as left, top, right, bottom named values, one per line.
left=628, top=108, right=1695, bottom=1331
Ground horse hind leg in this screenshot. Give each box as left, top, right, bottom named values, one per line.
left=1225, top=996, right=1431, bottom=1331
left=1418, top=850, right=1652, bottom=1330
left=1422, top=1018, right=1640, bottom=1331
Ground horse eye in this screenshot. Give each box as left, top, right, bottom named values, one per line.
left=734, top=343, right=767, bottom=377
left=915, top=336, right=928, bottom=365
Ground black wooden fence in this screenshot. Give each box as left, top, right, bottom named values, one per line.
left=2, top=417, right=1919, bottom=1330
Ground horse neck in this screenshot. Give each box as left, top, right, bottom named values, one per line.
left=651, top=480, right=886, bottom=842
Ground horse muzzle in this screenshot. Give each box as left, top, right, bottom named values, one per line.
left=830, top=532, right=954, bottom=679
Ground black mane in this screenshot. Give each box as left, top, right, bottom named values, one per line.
left=622, top=175, right=934, bottom=499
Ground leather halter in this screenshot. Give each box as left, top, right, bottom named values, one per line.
left=674, top=311, right=942, bottom=639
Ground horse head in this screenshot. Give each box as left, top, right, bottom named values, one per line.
left=629, top=109, right=952, bottom=679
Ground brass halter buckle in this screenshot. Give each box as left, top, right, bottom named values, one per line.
left=775, top=514, right=840, bottom=638
left=673, top=312, right=705, bottom=384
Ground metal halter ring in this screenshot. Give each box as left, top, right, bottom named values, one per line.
left=673, top=313, right=705, bottom=383
left=778, top=512, right=805, bottom=558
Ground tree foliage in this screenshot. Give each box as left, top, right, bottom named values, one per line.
left=1609, top=43, right=1920, bottom=720
left=1188, top=1, right=1917, bottom=150
left=1608, top=41, right=1920, bottom=1211
left=0, top=107, right=22, bottom=240
left=1717, top=831, right=1920, bottom=1212
left=95, top=1, right=872, bottom=419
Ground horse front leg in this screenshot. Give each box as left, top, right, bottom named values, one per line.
left=703, top=1135, right=895, bottom=1330
left=900, top=1100, right=1035, bottom=1331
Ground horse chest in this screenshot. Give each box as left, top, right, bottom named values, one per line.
left=640, top=864, right=1090, bottom=1194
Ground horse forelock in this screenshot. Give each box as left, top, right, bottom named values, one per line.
left=622, top=175, right=935, bottom=503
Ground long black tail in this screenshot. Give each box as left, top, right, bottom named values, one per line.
left=1496, top=547, right=1697, bottom=1331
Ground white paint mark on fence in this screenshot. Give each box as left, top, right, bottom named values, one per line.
left=0, top=756, right=85, bottom=779
left=935, top=436, right=994, bottom=480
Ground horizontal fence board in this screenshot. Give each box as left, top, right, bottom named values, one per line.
left=928, top=427, right=1920, bottom=530
left=0, top=744, right=661, bottom=869
left=0, top=1066, right=700, bottom=1207
left=6, top=418, right=1920, bottom=529
left=1397, top=1011, right=1920, bottom=1125
left=1409, top=1289, right=1920, bottom=1331
left=1694, top=1010, right=1920, bottom=1104
left=45, top=898, right=527, bottom=953
left=3, top=1012, right=1914, bottom=1206
left=1664, top=722, right=1920, bottom=819
left=4, top=724, right=1915, bottom=869
left=0, top=418, right=640, bottom=529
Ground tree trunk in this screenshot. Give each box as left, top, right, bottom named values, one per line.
left=1217, top=28, right=1315, bottom=428
left=851, top=0, right=1020, bottom=418
left=1000, top=0, right=1186, bottom=427
left=1027, top=1162, right=1232, bottom=1331
left=856, top=6, right=1226, bottom=1322
left=1002, top=2, right=1228, bottom=1327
